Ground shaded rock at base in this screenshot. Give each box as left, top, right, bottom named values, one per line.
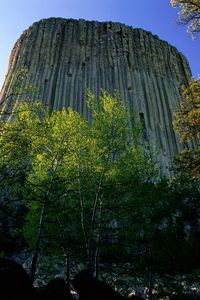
left=73, top=270, right=126, bottom=300
left=37, top=277, right=72, bottom=300
left=0, top=258, right=38, bottom=299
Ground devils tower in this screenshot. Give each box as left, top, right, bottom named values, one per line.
left=0, top=18, right=192, bottom=174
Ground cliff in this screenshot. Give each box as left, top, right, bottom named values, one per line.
left=0, top=18, right=192, bottom=174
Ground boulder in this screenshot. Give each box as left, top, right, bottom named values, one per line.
left=72, top=270, right=125, bottom=300
left=0, top=258, right=38, bottom=299
left=37, top=277, right=72, bottom=300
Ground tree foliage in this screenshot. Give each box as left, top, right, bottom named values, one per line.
left=173, top=78, right=200, bottom=142
left=171, top=0, right=200, bottom=36
left=1, top=90, right=199, bottom=292
left=173, top=78, right=200, bottom=181
left=0, top=91, right=158, bottom=281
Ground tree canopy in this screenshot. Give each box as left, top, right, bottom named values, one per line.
left=0, top=89, right=199, bottom=293
left=0, top=92, right=159, bottom=281
left=171, top=0, right=200, bottom=36
left=173, top=77, right=200, bottom=142
left=173, top=78, right=200, bottom=181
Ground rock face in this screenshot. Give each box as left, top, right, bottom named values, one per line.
left=0, top=18, right=192, bottom=174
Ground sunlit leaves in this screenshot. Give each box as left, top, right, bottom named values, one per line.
left=173, top=78, right=200, bottom=142
left=173, top=78, right=200, bottom=182
left=171, top=0, right=200, bottom=36
left=0, top=91, right=159, bottom=271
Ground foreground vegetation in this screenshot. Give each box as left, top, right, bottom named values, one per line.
left=0, top=1, right=199, bottom=297
left=0, top=83, right=199, bottom=297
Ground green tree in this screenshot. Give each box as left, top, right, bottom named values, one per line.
left=31, top=91, right=158, bottom=279
left=1, top=93, right=199, bottom=293
left=0, top=100, right=91, bottom=281
left=0, top=91, right=158, bottom=283
left=171, top=0, right=200, bottom=36
left=173, top=78, right=200, bottom=142
left=23, top=105, right=90, bottom=282
left=84, top=91, right=158, bottom=275
left=0, top=101, right=45, bottom=256
left=173, top=78, right=200, bottom=181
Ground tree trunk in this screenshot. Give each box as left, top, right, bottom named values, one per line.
left=94, top=243, right=100, bottom=279
left=65, top=247, right=70, bottom=289
left=148, top=247, right=153, bottom=300
left=30, top=195, right=48, bottom=283
left=78, top=171, right=88, bottom=255
left=87, top=161, right=108, bottom=273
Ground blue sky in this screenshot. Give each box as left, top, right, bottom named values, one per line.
left=0, top=0, right=199, bottom=89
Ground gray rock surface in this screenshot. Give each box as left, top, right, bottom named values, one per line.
left=0, top=18, right=192, bottom=174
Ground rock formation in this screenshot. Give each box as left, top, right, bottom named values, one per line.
left=0, top=18, right=192, bottom=174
